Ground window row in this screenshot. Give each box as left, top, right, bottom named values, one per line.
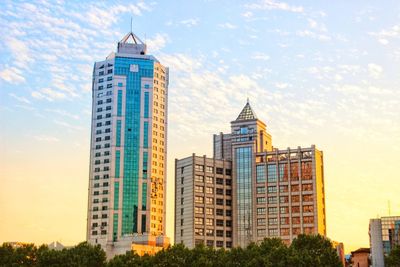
left=194, top=165, right=232, bottom=175
left=194, top=228, right=232, bottom=237
left=194, top=197, right=232, bottom=206
left=194, top=207, right=232, bottom=216
left=97, top=76, right=113, bottom=83
left=194, top=239, right=232, bottom=248
left=194, top=218, right=232, bottom=227
left=194, top=175, right=232, bottom=185
left=194, top=186, right=231, bottom=195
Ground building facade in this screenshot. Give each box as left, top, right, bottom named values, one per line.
left=87, top=32, right=169, bottom=257
left=175, top=101, right=326, bottom=248
left=369, top=216, right=400, bottom=267
left=175, top=155, right=233, bottom=249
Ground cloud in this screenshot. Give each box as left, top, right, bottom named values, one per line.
left=296, top=30, right=331, bottom=41
left=179, top=18, right=199, bottom=27
left=147, top=33, right=169, bottom=52
left=251, top=52, right=270, bottom=61
left=368, top=63, right=383, bottom=79
left=245, top=0, right=304, bottom=13
left=8, top=93, right=31, bottom=104
left=34, top=135, right=60, bottom=142
left=275, top=82, right=289, bottom=89
left=31, top=88, right=67, bottom=101
left=45, top=109, right=80, bottom=120
left=242, top=11, right=253, bottom=18
left=218, top=23, right=237, bottom=29
left=0, top=67, right=25, bottom=84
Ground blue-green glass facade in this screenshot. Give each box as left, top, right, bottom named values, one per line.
left=114, top=57, right=154, bottom=235
left=235, top=146, right=253, bottom=247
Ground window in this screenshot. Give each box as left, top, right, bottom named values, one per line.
left=107, top=69, right=113, bottom=74
left=257, top=218, right=266, bottom=226
left=268, top=229, right=278, bottom=236
left=181, top=198, right=184, bottom=205
left=226, top=220, right=232, bottom=227
left=216, top=178, right=223, bottom=184
left=304, top=216, right=314, bottom=224
left=98, top=78, right=104, bottom=83
left=195, top=186, right=204, bottom=193
left=257, top=207, right=266, bottom=215
left=216, top=198, right=223, bottom=205
left=216, top=188, right=223, bottom=195
left=206, top=218, right=213, bottom=226
left=216, top=230, right=224, bottom=237
left=205, top=187, right=213, bottom=194
left=195, top=196, right=204, bottom=204
left=206, top=166, right=213, bottom=173
left=205, top=176, right=213, bottom=184
left=292, top=217, right=300, bottom=224
left=225, top=179, right=232, bottom=185
left=216, top=220, right=224, bottom=226
left=225, top=169, right=232, bottom=176
left=107, top=76, right=112, bottom=81
left=256, top=165, right=266, bottom=183
left=97, top=100, right=103, bottom=105
left=206, top=197, right=214, bottom=204
left=216, top=168, right=223, bottom=174
left=279, top=196, right=288, bottom=203
left=96, top=122, right=102, bottom=127
left=195, top=207, right=204, bottom=214
left=195, top=218, right=204, bottom=225
left=206, top=229, right=214, bottom=236
left=291, top=185, right=299, bottom=192
left=195, top=175, right=204, bottom=183
left=268, top=217, right=278, bottom=225
left=292, top=206, right=300, bottom=213
left=257, top=197, right=266, bottom=204
left=268, top=207, right=277, bottom=214
left=195, top=165, right=204, bottom=172
left=216, top=209, right=223, bottom=216
left=268, top=196, right=277, bottom=204
left=206, top=240, right=214, bottom=247
left=280, top=207, right=288, bottom=214
left=226, top=189, right=231, bottom=196
left=226, top=200, right=232, bottom=206
left=195, top=228, right=204, bottom=236
left=279, top=185, right=288, bottom=193
left=226, top=231, right=232, bottom=237
left=291, top=195, right=300, bottom=203
left=226, top=242, right=232, bottom=248
left=181, top=208, right=184, bottom=215
left=257, top=229, right=266, bottom=237
left=106, top=98, right=112, bottom=103
left=303, top=205, right=314, bottom=213
left=206, top=208, right=213, bottom=215
left=267, top=186, right=277, bottom=193
left=99, top=71, right=104, bottom=76
left=302, top=194, right=313, bottom=202
left=280, top=217, right=289, bottom=225
left=256, top=187, right=265, bottom=194
left=302, top=184, right=313, bottom=191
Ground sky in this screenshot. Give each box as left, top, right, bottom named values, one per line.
left=1, top=0, right=400, bottom=253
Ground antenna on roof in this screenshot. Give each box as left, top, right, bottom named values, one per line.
left=247, top=97, right=249, bottom=104
left=388, top=200, right=391, bottom=216
left=130, top=17, right=133, bottom=33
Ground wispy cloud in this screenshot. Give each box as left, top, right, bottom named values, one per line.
left=0, top=67, right=25, bottom=84
left=218, top=23, right=237, bottom=29
left=179, top=18, right=199, bottom=28
left=147, top=33, right=169, bottom=52
left=245, top=0, right=304, bottom=13
left=8, top=93, right=31, bottom=104
left=368, top=63, right=383, bottom=79
left=34, top=135, right=60, bottom=142
left=251, top=52, right=270, bottom=61
left=31, top=88, right=67, bottom=101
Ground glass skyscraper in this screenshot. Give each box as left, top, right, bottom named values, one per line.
left=87, top=32, right=169, bottom=257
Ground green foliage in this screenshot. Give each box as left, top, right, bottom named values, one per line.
left=0, top=235, right=342, bottom=267
left=386, top=246, right=400, bottom=267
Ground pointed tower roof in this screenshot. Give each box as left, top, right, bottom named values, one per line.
left=235, top=100, right=257, bottom=121
left=119, top=31, right=145, bottom=45
left=117, top=31, right=147, bottom=55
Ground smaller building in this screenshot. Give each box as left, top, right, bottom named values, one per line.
left=369, top=216, right=400, bottom=267
left=175, top=154, right=233, bottom=249
left=350, top=248, right=370, bottom=267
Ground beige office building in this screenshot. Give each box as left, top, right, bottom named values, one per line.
left=175, top=101, right=326, bottom=248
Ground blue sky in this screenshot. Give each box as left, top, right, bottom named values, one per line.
left=1, top=0, right=400, bottom=252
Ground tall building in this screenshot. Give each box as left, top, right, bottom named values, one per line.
left=369, top=216, right=400, bottom=267
left=175, top=101, right=326, bottom=248
left=87, top=31, right=169, bottom=257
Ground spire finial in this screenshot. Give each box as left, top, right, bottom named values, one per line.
left=130, top=17, right=133, bottom=33
left=247, top=97, right=249, bottom=104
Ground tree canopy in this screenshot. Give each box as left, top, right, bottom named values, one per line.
left=0, top=235, right=342, bottom=267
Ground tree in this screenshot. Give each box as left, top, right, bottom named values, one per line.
left=386, top=246, right=400, bottom=267
left=289, top=234, right=342, bottom=267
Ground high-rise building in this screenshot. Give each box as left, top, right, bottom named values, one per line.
left=175, top=101, right=326, bottom=248
left=87, top=31, right=169, bottom=257
left=369, top=216, right=400, bottom=267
